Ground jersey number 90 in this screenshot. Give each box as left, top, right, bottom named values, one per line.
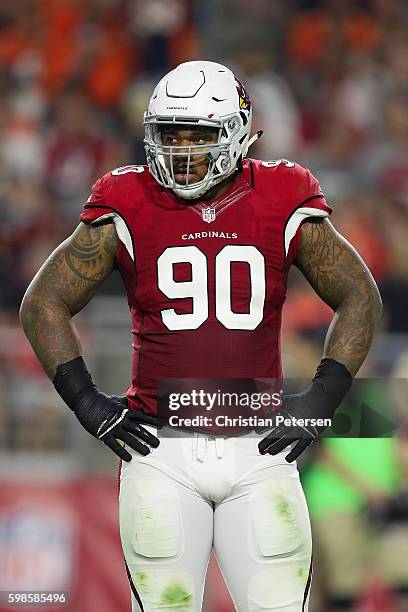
left=157, top=245, right=265, bottom=331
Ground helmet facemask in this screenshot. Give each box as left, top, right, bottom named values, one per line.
left=144, top=114, right=245, bottom=200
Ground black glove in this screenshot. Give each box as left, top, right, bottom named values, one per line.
left=258, top=358, right=352, bottom=462
left=53, top=356, right=160, bottom=462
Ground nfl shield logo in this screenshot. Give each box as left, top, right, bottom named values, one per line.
left=202, top=208, right=216, bottom=223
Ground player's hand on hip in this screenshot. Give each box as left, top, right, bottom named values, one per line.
left=258, top=392, right=326, bottom=462
left=53, top=356, right=161, bottom=461
left=78, top=392, right=160, bottom=461
left=258, top=358, right=352, bottom=463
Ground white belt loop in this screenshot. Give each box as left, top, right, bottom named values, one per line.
left=215, top=437, right=224, bottom=459
left=196, top=435, right=208, bottom=463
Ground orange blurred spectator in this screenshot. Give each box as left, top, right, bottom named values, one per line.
left=37, top=0, right=84, bottom=96
left=340, top=212, right=390, bottom=282
left=86, top=26, right=136, bottom=108
left=288, top=2, right=380, bottom=68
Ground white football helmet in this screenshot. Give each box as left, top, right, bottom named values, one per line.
left=143, top=60, right=261, bottom=200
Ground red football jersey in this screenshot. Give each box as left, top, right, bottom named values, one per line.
left=80, top=159, right=331, bottom=415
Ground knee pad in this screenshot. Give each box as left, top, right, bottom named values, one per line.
left=132, top=570, right=196, bottom=611
left=247, top=566, right=311, bottom=611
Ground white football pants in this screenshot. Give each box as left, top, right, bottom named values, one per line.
left=119, top=427, right=312, bottom=612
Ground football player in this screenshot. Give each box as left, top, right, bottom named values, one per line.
left=20, top=61, right=382, bottom=612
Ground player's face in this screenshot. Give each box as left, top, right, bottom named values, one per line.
left=160, top=126, right=219, bottom=184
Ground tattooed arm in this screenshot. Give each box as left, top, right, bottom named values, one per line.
left=19, top=222, right=117, bottom=379
left=20, top=221, right=160, bottom=460
left=258, top=217, right=381, bottom=460
left=295, top=218, right=382, bottom=376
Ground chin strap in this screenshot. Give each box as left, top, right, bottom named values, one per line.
left=245, top=130, right=263, bottom=155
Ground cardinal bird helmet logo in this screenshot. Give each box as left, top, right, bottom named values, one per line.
left=236, top=78, right=251, bottom=111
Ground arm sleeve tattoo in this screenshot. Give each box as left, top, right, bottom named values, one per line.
left=20, top=222, right=118, bottom=379
left=295, top=219, right=382, bottom=376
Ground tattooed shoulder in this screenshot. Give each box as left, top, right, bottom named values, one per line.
left=64, top=222, right=117, bottom=283
left=24, top=221, right=118, bottom=317
left=295, top=218, right=369, bottom=309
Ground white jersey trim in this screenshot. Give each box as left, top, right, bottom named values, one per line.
left=284, top=206, right=329, bottom=256
left=88, top=212, right=134, bottom=261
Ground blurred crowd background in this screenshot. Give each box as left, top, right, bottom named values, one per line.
left=1, top=1, right=408, bottom=611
